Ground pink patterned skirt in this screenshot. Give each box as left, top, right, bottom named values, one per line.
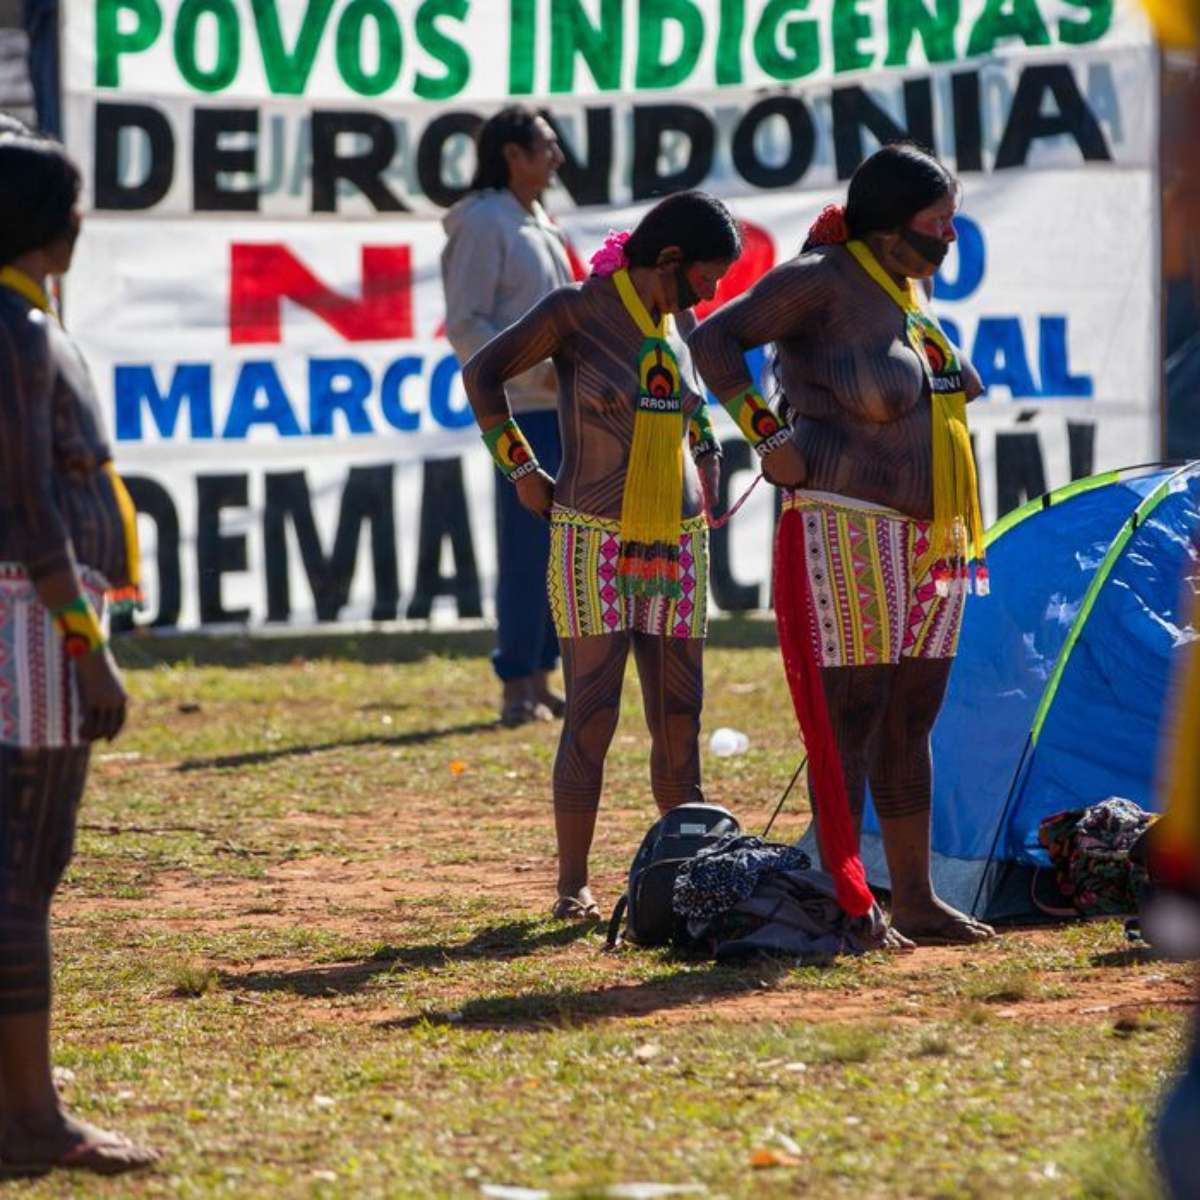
left=548, top=506, right=708, bottom=639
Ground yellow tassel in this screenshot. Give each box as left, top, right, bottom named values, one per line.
left=103, top=461, right=144, bottom=610
left=618, top=398, right=685, bottom=597
left=609, top=269, right=687, bottom=598
left=845, top=240, right=987, bottom=594
left=921, top=390, right=984, bottom=591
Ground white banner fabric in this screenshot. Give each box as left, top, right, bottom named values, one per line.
left=55, top=0, right=1161, bottom=630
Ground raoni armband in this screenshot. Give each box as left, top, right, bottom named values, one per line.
left=483, top=418, right=540, bottom=482
left=688, top=404, right=721, bottom=462
left=51, top=596, right=107, bottom=658
left=721, top=387, right=791, bottom=458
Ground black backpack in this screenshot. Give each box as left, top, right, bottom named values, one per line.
left=605, top=802, right=741, bottom=949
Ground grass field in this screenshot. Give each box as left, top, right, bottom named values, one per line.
left=15, top=622, right=1196, bottom=1198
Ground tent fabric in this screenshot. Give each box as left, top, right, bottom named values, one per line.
left=851, top=463, right=1200, bottom=920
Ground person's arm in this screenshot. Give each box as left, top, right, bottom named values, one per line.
left=687, top=401, right=720, bottom=461
left=462, top=287, right=575, bottom=518
left=689, top=258, right=835, bottom=486
left=441, top=206, right=506, bottom=364
left=675, top=313, right=721, bottom=461
left=0, top=316, right=126, bottom=739
left=688, top=258, right=828, bottom=460
left=0, top=318, right=73, bottom=589
left=687, top=397, right=722, bottom=510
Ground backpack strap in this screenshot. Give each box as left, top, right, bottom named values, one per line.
left=762, top=754, right=807, bottom=840
left=605, top=894, right=629, bottom=950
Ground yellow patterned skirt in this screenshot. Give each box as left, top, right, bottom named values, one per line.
left=779, top=490, right=965, bottom=666
left=548, top=505, right=708, bottom=639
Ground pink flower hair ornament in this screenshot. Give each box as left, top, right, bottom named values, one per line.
left=806, top=204, right=850, bottom=248
left=589, top=229, right=631, bottom=277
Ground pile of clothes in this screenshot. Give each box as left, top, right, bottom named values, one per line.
left=672, top=834, right=887, bottom=962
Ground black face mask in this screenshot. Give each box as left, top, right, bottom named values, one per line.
left=673, top=262, right=700, bottom=310
left=898, top=225, right=950, bottom=268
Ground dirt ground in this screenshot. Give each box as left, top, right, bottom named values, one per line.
left=65, top=802, right=1198, bottom=1031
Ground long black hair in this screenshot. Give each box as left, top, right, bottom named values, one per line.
left=779, top=144, right=957, bottom=409
left=845, top=142, right=957, bottom=238
left=469, top=105, right=542, bottom=192
left=0, top=135, right=81, bottom=265
left=625, top=190, right=742, bottom=267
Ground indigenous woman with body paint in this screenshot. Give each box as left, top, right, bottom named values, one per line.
left=463, top=191, right=740, bottom=920
left=690, top=144, right=995, bottom=946
left=0, top=134, right=158, bottom=1174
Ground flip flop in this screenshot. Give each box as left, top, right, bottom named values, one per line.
left=551, top=895, right=601, bottom=922
left=500, top=700, right=535, bottom=728
left=501, top=699, right=556, bottom=727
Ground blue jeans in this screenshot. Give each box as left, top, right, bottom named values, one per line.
left=23, top=0, right=60, bottom=135
left=493, top=409, right=561, bottom=683
left=1158, top=1016, right=1200, bottom=1199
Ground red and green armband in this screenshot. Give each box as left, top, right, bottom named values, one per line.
left=482, top=418, right=540, bottom=482
left=688, top=404, right=721, bottom=461
left=51, top=596, right=106, bottom=659
left=721, top=387, right=791, bottom=458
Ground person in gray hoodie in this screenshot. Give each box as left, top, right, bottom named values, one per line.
left=441, top=106, right=573, bottom=727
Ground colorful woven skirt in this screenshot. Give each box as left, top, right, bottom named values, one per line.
left=549, top=506, right=707, bottom=639
left=0, top=563, right=108, bottom=749
left=778, top=490, right=965, bottom=667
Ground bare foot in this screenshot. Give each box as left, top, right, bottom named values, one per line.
left=551, top=886, right=601, bottom=921
left=882, top=924, right=916, bottom=953
left=1, top=1110, right=159, bottom=1177
left=891, top=896, right=996, bottom=946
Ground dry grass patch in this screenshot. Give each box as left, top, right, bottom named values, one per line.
left=18, top=631, right=1193, bottom=1198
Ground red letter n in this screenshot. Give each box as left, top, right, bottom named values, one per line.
left=229, top=244, right=413, bottom=344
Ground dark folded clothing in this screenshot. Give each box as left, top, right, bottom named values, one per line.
left=709, top=868, right=888, bottom=962
left=673, top=833, right=811, bottom=921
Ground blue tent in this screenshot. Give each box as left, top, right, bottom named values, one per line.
left=856, top=462, right=1200, bottom=921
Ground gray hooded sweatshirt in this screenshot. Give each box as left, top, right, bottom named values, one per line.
left=441, top=188, right=574, bottom=414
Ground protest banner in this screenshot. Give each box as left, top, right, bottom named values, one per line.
left=60, top=1, right=1160, bottom=629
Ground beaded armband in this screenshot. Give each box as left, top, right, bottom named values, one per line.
left=482, top=418, right=540, bottom=482
left=721, top=387, right=790, bottom=458
left=688, top=405, right=721, bottom=462
left=51, top=596, right=106, bottom=659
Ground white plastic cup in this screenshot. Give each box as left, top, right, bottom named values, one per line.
left=709, top=727, right=750, bottom=757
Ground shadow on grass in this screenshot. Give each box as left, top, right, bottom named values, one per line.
left=379, top=956, right=799, bottom=1031
left=175, top=719, right=497, bottom=771
left=114, top=627, right=497, bottom=670
left=115, top=615, right=779, bottom=671
left=218, top=920, right=597, bottom=997
left=1092, top=946, right=1166, bottom=968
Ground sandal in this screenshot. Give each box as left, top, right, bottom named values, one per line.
left=500, top=699, right=536, bottom=728
left=551, top=895, right=601, bottom=921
